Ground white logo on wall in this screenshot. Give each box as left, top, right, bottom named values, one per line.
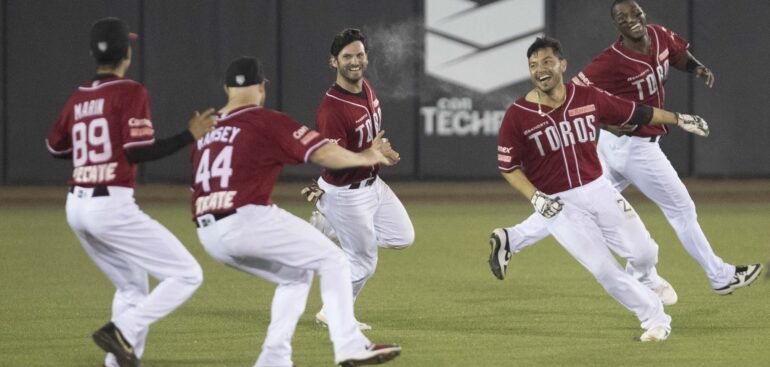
left=424, top=0, right=545, bottom=93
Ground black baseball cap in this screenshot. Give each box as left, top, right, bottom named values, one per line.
left=225, top=57, right=265, bottom=87
left=90, top=17, right=137, bottom=62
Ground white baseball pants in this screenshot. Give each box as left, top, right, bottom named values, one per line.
left=505, top=134, right=735, bottom=289
left=545, top=177, right=671, bottom=331
left=195, top=204, right=371, bottom=367
left=65, top=186, right=202, bottom=367
left=598, top=133, right=735, bottom=287
left=316, top=176, right=414, bottom=301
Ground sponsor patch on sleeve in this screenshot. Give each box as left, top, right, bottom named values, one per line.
left=128, top=118, right=154, bottom=137
left=300, top=131, right=320, bottom=145
left=568, top=104, right=596, bottom=117
left=497, top=154, right=512, bottom=163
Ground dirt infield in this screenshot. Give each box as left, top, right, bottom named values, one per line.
left=1, top=179, right=769, bottom=205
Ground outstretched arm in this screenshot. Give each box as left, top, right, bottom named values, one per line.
left=618, top=103, right=710, bottom=137
left=310, top=131, right=394, bottom=169
left=125, top=109, right=216, bottom=163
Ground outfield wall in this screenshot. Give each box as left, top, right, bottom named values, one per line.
left=2, top=0, right=768, bottom=184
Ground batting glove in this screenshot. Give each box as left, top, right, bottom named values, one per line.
left=531, top=190, right=564, bottom=218
left=300, top=180, right=325, bottom=203
left=676, top=113, right=710, bottom=137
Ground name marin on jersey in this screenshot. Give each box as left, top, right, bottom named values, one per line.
left=74, top=98, right=104, bottom=120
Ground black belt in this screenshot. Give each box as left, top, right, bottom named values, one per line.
left=649, top=136, right=660, bottom=143
left=195, top=211, right=236, bottom=228
left=69, top=185, right=109, bottom=197
left=349, top=177, right=376, bottom=189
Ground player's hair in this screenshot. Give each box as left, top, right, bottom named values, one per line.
left=95, top=58, right=123, bottom=69
left=330, top=28, right=366, bottom=57
left=610, top=0, right=635, bottom=16
left=526, top=37, right=564, bottom=59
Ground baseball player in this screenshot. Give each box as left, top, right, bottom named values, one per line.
left=191, top=56, right=401, bottom=367
left=490, top=0, right=762, bottom=296
left=494, top=36, right=711, bottom=341
left=302, top=28, right=415, bottom=330
left=45, top=18, right=215, bottom=367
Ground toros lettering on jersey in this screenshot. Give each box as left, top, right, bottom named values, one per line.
left=631, top=58, right=669, bottom=101
left=527, top=115, right=598, bottom=157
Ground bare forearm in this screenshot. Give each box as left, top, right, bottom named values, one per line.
left=502, top=169, right=537, bottom=200
left=650, top=108, right=678, bottom=125
left=310, top=143, right=373, bottom=169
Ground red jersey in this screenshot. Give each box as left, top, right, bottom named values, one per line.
left=190, top=105, right=328, bottom=217
left=497, top=84, right=637, bottom=195
left=572, top=24, right=689, bottom=137
left=46, top=76, right=155, bottom=187
left=316, top=79, right=382, bottom=186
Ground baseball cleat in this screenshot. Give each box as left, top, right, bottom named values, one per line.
left=652, top=277, right=678, bottom=306
left=713, top=264, right=763, bottom=295
left=640, top=325, right=670, bottom=342
left=316, top=310, right=372, bottom=331
left=92, top=322, right=142, bottom=367
left=488, top=228, right=512, bottom=280
left=337, top=343, right=401, bottom=366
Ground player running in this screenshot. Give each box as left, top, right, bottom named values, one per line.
left=191, top=56, right=401, bottom=367
left=490, top=0, right=762, bottom=296
left=495, top=36, right=710, bottom=341
left=301, top=28, right=415, bottom=330
left=46, top=17, right=215, bottom=367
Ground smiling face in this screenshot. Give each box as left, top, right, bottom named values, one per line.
left=612, top=0, right=647, bottom=41
left=528, top=47, right=566, bottom=94
left=331, top=41, right=368, bottom=85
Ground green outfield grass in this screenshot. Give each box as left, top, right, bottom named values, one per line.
left=1, top=188, right=768, bottom=366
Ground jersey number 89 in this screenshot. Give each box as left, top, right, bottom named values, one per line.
left=72, top=118, right=112, bottom=167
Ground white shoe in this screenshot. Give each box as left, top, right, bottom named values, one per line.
left=652, top=277, right=678, bottom=306
left=310, top=210, right=338, bottom=242
left=488, top=228, right=512, bottom=280
left=336, top=343, right=401, bottom=366
left=713, top=264, right=763, bottom=295
left=640, top=325, right=670, bottom=342
left=316, top=310, right=372, bottom=331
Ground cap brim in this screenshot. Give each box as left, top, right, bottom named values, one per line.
left=128, top=32, right=138, bottom=40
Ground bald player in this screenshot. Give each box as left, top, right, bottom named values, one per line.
left=494, top=36, right=710, bottom=341
left=491, top=0, right=761, bottom=296
left=191, top=56, right=401, bottom=367
left=46, top=17, right=215, bottom=367
left=302, top=28, right=415, bottom=330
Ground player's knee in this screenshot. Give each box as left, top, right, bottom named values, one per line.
left=350, top=259, right=378, bottom=282
left=319, top=248, right=350, bottom=274
left=380, top=227, right=415, bottom=250
left=589, top=262, right=621, bottom=284
left=180, top=264, right=204, bottom=288
left=667, top=199, right=697, bottom=222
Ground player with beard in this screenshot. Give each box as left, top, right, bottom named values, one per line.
left=301, top=28, right=415, bottom=330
